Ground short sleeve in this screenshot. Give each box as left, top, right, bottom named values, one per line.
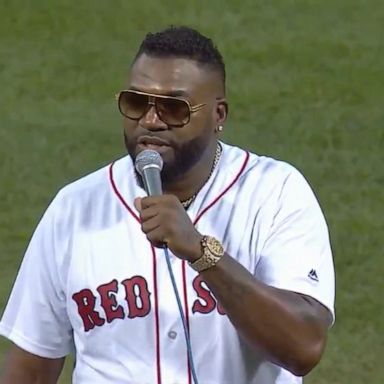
left=255, top=168, right=335, bottom=323
left=0, top=196, right=73, bottom=358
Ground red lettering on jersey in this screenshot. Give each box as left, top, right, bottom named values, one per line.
left=122, top=276, right=151, bottom=318
left=97, top=279, right=125, bottom=323
left=72, top=289, right=105, bottom=331
left=192, top=276, right=216, bottom=314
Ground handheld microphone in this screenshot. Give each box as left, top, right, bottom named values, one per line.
left=135, top=149, right=163, bottom=196
left=134, top=149, right=200, bottom=384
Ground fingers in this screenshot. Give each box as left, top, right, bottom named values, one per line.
left=137, top=195, right=182, bottom=223
left=140, top=195, right=179, bottom=209
left=136, top=197, right=168, bottom=243
left=135, top=197, right=166, bottom=221
left=134, top=197, right=142, bottom=212
left=144, top=227, right=168, bottom=248
left=134, top=194, right=191, bottom=254
left=135, top=196, right=168, bottom=212
left=141, top=215, right=161, bottom=233
left=140, top=205, right=159, bottom=222
left=140, top=216, right=168, bottom=248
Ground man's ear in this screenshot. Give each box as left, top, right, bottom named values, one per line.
left=216, top=98, right=228, bottom=126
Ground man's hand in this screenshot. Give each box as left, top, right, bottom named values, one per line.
left=134, top=195, right=203, bottom=262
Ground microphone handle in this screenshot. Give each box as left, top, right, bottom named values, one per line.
left=142, top=165, right=166, bottom=248
left=142, top=165, right=163, bottom=196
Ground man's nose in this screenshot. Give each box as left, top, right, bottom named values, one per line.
left=139, top=102, right=167, bottom=130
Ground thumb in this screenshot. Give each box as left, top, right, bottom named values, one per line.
left=134, top=197, right=142, bottom=212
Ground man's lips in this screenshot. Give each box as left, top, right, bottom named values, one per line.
left=137, top=136, right=171, bottom=147
left=137, top=136, right=172, bottom=154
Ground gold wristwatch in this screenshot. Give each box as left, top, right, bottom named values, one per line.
left=189, top=236, right=224, bottom=272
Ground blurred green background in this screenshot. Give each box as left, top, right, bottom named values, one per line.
left=0, top=0, right=383, bottom=382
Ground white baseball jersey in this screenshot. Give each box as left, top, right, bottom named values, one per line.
left=0, top=142, right=335, bottom=384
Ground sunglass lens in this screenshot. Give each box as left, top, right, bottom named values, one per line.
left=119, top=92, right=149, bottom=119
left=157, top=98, right=190, bottom=126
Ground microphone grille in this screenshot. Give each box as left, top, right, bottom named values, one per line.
left=135, top=149, right=164, bottom=176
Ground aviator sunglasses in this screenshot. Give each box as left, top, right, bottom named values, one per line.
left=116, top=89, right=206, bottom=127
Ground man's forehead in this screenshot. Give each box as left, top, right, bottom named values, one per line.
left=128, top=54, right=211, bottom=95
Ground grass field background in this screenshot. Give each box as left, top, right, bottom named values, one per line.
left=0, top=0, right=383, bottom=383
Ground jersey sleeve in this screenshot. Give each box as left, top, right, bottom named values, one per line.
left=0, top=194, right=73, bottom=358
left=255, top=167, right=335, bottom=323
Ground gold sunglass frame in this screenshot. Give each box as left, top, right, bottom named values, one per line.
left=115, top=89, right=206, bottom=127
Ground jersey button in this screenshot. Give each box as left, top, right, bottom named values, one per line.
left=168, top=330, right=177, bottom=340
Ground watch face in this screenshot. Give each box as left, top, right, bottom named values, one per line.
left=207, top=237, right=224, bottom=256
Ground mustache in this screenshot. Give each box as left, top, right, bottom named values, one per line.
left=132, top=129, right=177, bottom=146
left=124, top=132, right=176, bottom=158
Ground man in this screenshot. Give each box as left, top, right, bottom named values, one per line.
left=0, top=26, right=335, bottom=383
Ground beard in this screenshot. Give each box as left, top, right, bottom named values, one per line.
left=124, top=130, right=211, bottom=187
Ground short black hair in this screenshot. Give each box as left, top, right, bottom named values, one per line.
left=134, top=26, right=226, bottom=88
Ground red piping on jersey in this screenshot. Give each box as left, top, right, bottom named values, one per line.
left=182, top=150, right=250, bottom=384
left=109, top=163, right=140, bottom=223
left=193, top=150, right=250, bottom=226
left=109, top=163, right=162, bottom=383
left=151, top=245, right=162, bottom=384
left=181, top=261, right=192, bottom=384
left=109, top=150, right=250, bottom=384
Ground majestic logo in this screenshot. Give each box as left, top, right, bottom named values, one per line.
left=308, top=269, right=319, bottom=282
left=72, top=275, right=225, bottom=332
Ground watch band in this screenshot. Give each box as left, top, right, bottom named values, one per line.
left=189, top=236, right=224, bottom=272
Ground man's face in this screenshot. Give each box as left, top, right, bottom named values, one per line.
left=122, top=54, right=221, bottom=185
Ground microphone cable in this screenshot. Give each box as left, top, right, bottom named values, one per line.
left=162, top=246, right=200, bottom=384
left=135, top=150, right=199, bottom=383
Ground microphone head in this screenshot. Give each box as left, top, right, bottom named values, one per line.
left=135, top=149, right=164, bottom=177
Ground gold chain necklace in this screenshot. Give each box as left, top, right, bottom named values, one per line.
left=180, top=143, right=222, bottom=210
